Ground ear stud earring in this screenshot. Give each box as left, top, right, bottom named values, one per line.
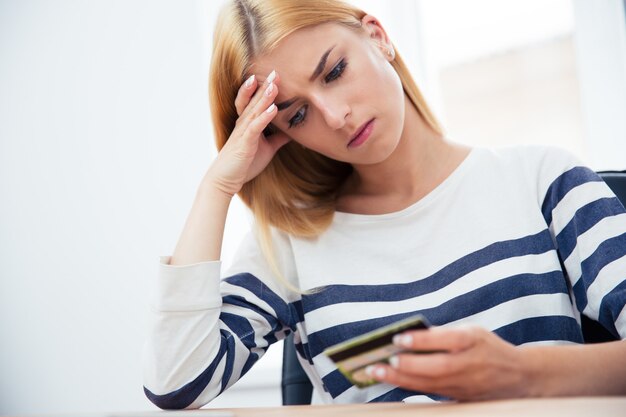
left=377, top=41, right=395, bottom=60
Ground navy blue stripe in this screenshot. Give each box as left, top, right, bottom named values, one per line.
left=572, top=232, right=626, bottom=312
left=308, top=270, right=567, bottom=358
left=294, top=341, right=314, bottom=364
left=222, top=294, right=289, bottom=353
left=292, top=299, right=305, bottom=323
left=220, top=312, right=256, bottom=349
left=321, top=369, right=352, bottom=398
left=263, top=326, right=291, bottom=345
left=224, top=273, right=296, bottom=328
left=302, top=229, right=555, bottom=313
left=239, top=351, right=259, bottom=381
left=556, top=197, right=625, bottom=260
left=144, top=328, right=235, bottom=410
left=294, top=341, right=305, bottom=358
left=220, top=334, right=236, bottom=394
left=263, top=332, right=279, bottom=345
left=369, top=388, right=446, bottom=403
left=557, top=255, right=574, bottom=304
left=420, top=272, right=567, bottom=336
left=222, top=294, right=278, bottom=328
left=220, top=312, right=258, bottom=393
left=494, top=316, right=583, bottom=345
left=596, top=279, right=626, bottom=338
left=541, top=166, right=603, bottom=226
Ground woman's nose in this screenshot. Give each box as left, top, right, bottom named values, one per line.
left=312, top=94, right=350, bottom=130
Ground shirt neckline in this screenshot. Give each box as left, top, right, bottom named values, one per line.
left=332, top=147, right=480, bottom=224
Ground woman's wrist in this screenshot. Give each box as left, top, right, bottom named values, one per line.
left=198, top=171, right=238, bottom=201
left=519, top=341, right=626, bottom=398
left=519, top=345, right=553, bottom=398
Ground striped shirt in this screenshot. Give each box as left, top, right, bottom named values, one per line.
left=143, top=146, right=626, bottom=409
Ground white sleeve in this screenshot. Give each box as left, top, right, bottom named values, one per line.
left=142, top=230, right=298, bottom=409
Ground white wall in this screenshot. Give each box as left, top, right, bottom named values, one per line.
left=0, top=1, right=228, bottom=414
left=572, top=0, right=626, bottom=170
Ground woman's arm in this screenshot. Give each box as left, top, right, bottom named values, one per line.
left=170, top=71, right=290, bottom=266
left=144, top=71, right=293, bottom=409
left=169, top=177, right=232, bottom=265
left=523, top=338, right=626, bottom=397
left=364, top=325, right=626, bottom=400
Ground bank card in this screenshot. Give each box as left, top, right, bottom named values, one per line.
left=323, top=314, right=431, bottom=388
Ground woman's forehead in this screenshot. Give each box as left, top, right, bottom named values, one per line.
left=250, top=23, right=361, bottom=82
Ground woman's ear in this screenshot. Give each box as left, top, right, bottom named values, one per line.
left=360, top=14, right=395, bottom=61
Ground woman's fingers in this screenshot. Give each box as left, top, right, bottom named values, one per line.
left=208, top=69, right=287, bottom=196
left=234, top=74, right=257, bottom=116
left=245, top=101, right=277, bottom=140
left=393, top=325, right=481, bottom=353
left=250, top=71, right=279, bottom=120
left=390, top=352, right=465, bottom=378
left=235, top=70, right=280, bottom=119
left=365, top=364, right=442, bottom=394
left=233, top=71, right=279, bottom=140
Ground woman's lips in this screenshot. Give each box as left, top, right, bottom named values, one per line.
left=348, top=118, right=375, bottom=148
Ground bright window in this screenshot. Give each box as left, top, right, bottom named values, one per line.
left=418, top=0, right=586, bottom=160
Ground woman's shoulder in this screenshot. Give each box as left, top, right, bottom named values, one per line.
left=476, top=145, right=586, bottom=181
left=484, top=145, right=599, bottom=207
left=477, top=144, right=583, bottom=166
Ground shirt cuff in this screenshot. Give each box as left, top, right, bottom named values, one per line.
left=152, top=256, right=223, bottom=312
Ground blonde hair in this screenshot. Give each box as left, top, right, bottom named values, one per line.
left=209, top=0, right=443, bottom=292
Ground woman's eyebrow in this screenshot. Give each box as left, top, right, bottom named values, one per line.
left=276, top=44, right=336, bottom=112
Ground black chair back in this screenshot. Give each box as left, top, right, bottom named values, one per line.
left=598, top=171, right=626, bottom=204
left=281, top=333, right=313, bottom=405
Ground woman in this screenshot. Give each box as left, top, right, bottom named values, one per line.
left=143, top=0, right=626, bottom=409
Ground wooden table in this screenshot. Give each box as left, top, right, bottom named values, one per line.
left=205, top=397, right=626, bottom=417
left=21, top=397, right=626, bottom=417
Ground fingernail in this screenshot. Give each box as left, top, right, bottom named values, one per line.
left=393, top=334, right=413, bottom=348
left=365, top=366, right=386, bottom=379
left=265, top=83, right=274, bottom=96
left=265, top=103, right=275, bottom=113
left=266, top=70, right=276, bottom=84
left=389, top=355, right=399, bottom=369
left=245, top=74, right=255, bottom=88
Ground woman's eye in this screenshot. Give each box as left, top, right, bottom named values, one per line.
left=325, top=59, right=347, bottom=83
left=287, top=59, right=348, bottom=129
left=288, top=105, right=308, bottom=128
